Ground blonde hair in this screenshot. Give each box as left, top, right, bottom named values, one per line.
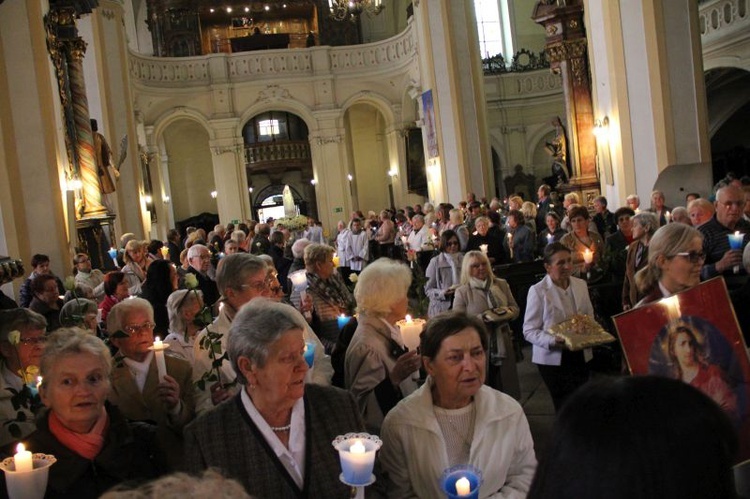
left=459, top=250, right=492, bottom=285
left=635, top=224, right=703, bottom=294
left=521, top=201, right=537, bottom=219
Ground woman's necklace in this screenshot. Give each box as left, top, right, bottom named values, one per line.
left=270, top=424, right=291, bottom=432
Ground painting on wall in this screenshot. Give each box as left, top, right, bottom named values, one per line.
left=405, top=128, right=428, bottom=198
left=421, top=90, right=439, bottom=159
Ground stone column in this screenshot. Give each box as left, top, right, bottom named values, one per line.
left=308, top=128, right=352, bottom=233
left=533, top=0, right=600, bottom=205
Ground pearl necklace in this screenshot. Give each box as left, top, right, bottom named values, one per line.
left=270, top=424, right=291, bottom=432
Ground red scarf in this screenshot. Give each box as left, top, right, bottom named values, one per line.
left=48, top=407, right=109, bottom=460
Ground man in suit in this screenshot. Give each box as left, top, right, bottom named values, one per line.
left=107, top=298, right=195, bottom=470
left=592, top=196, right=617, bottom=238
left=535, top=184, right=555, bottom=234
left=186, top=244, right=219, bottom=307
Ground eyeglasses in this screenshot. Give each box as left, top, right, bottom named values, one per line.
left=719, top=201, right=743, bottom=208
left=445, top=241, right=460, bottom=247
left=240, top=280, right=267, bottom=293
left=673, top=251, right=706, bottom=263
left=123, top=322, right=156, bottom=336
left=18, top=336, right=47, bottom=346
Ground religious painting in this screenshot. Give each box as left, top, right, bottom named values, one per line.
left=405, top=128, right=428, bottom=198
left=421, top=90, right=439, bottom=159
left=613, top=278, right=750, bottom=459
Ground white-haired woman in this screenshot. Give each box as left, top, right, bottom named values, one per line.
left=107, top=297, right=194, bottom=470
left=344, top=258, right=422, bottom=432
left=447, top=208, right=470, bottom=251
left=122, top=239, right=149, bottom=295
left=454, top=250, right=521, bottom=399
left=0, top=308, right=47, bottom=446
left=164, top=289, right=204, bottom=365
left=185, top=299, right=366, bottom=497
left=26, top=328, right=163, bottom=496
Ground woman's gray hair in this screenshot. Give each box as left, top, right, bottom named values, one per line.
left=60, top=299, right=98, bottom=328
left=304, top=243, right=335, bottom=270
left=449, top=208, right=464, bottom=224
left=231, top=230, right=246, bottom=244
left=354, top=258, right=411, bottom=318
left=460, top=250, right=491, bottom=285
left=635, top=223, right=703, bottom=294
left=167, top=289, right=203, bottom=333
left=101, top=470, right=251, bottom=498
left=632, top=212, right=659, bottom=237
left=0, top=309, right=47, bottom=343
left=215, top=253, right=267, bottom=295
left=64, top=283, right=94, bottom=302
left=228, top=299, right=307, bottom=384
left=40, top=327, right=112, bottom=380
left=257, top=253, right=274, bottom=268
left=107, top=297, right=154, bottom=334
left=291, top=238, right=311, bottom=259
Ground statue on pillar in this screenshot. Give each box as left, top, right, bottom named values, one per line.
left=91, top=119, right=118, bottom=193
left=545, top=117, right=571, bottom=187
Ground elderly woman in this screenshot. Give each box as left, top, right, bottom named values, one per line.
left=506, top=209, right=535, bottom=263
left=454, top=250, right=521, bottom=399
left=447, top=208, right=470, bottom=251
left=424, top=230, right=464, bottom=318
left=635, top=224, right=704, bottom=306
left=29, top=273, right=64, bottom=332
left=537, top=212, right=566, bottom=256
left=521, top=201, right=538, bottom=234
left=467, top=216, right=506, bottom=265
left=24, top=328, right=163, bottom=496
left=185, top=299, right=366, bottom=497
left=622, top=212, right=658, bottom=310
left=523, top=243, right=596, bottom=411
left=19, top=253, right=64, bottom=308
left=380, top=313, right=536, bottom=498
left=560, top=205, right=604, bottom=277
left=122, top=239, right=149, bottom=295
left=345, top=258, right=422, bottom=432
left=164, top=289, right=204, bottom=365
left=687, top=197, right=715, bottom=228
left=99, top=271, right=129, bottom=324
left=107, top=298, right=195, bottom=470
left=0, top=309, right=46, bottom=446
left=290, top=243, right=355, bottom=353
left=60, top=298, right=99, bottom=335
left=140, top=259, right=178, bottom=336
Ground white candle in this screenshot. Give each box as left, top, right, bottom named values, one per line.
left=160, top=246, right=169, bottom=259
left=153, top=337, right=168, bottom=381
left=400, top=235, right=408, bottom=246
left=351, top=440, right=365, bottom=454
left=14, top=443, right=32, bottom=473
left=664, top=210, right=671, bottom=223
left=582, top=249, right=593, bottom=264
left=728, top=231, right=744, bottom=273
left=479, top=244, right=488, bottom=254
left=455, top=476, right=471, bottom=496
left=546, top=234, right=554, bottom=245
left=289, top=270, right=307, bottom=288
left=338, top=438, right=376, bottom=485
left=396, top=315, right=425, bottom=351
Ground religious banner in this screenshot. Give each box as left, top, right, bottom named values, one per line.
left=613, top=277, right=750, bottom=459
left=421, top=90, right=439, bottom=159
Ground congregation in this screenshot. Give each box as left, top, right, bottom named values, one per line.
left=0, top=178, right=749, bottom=498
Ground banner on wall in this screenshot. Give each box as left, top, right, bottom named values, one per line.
left=421, top=90, right=439, bottom=159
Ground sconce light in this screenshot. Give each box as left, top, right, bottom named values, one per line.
left=163, top=196, right=170, bottom=204
left=388, top=169, right=398, bottom=179
left=210, top=190, right=218, bottom=199
left=144, top=195, right=153, bottom=204
left=226, top=6, right=232, bottom=13
left=347, top=174, right=353, bottom=182
left=310, top=179, right=317, bottom=186
left=248, top=187, right=254, bottom=193
left=593, top=116, right=610, bottom=141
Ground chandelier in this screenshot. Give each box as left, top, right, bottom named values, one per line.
left=328, top=0, right=384, bottom=22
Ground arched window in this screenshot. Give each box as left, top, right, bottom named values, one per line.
left=474, top=0, right=514, bottom=61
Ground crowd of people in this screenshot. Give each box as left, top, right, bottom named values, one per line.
left=0, top=177, right=748, bottom=497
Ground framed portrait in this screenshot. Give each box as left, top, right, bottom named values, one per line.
left=613, top=278, right=750, bottom=459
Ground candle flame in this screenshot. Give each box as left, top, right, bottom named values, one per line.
left=735, top=231, right=741, bottom=236
left=155, top=336, right=161, bottom=342
left=405, top=314, right=412, bottom=322
left=350, top=440, right=366, bottom=454
left=16, top=443, right=25, bottom=453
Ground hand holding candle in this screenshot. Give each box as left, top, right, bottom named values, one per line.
left=728, top=231, right=744, bottom=274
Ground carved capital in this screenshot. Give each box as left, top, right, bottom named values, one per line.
left=545, top=39, right=587, bottom=64
left=312, top=135, right=343, bottom=146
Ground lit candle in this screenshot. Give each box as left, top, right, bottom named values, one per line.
left=507, top=233, right=514, bottom=260
left=332, top=253, right=340, bottom=267
left=152, top=337, right=168, bottom=381
left=664, top=210, right=671, bottom=223
left=455, top=476, right=471, bottom=496
left=14, top=443, right=32, bottom=473
left=479, top=244, right=488, bottom=254
left=108, top=247, right=117, bottom=260
left=546, top=234, right=554, bottom=245
left=400, top=235, right=408, bottom=246
left=396, top=315, right=425, bottom=351
left=336, top=438, right=378, bottom=486
left=289, top=270, right=307, bottom=289
left=728, top=231, right=744, bottom=274
left=337, top=314, right=351, bottom=330
left=303, top=341, right=315, bottom=368
left=583, top=249, right=593, bottom=264
left=160, top=246, right=169, bottom=259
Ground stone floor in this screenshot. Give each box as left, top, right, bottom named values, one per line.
left=515, top=347, right=556, bottom=459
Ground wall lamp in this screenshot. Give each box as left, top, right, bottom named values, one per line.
left=210, top=190, right=218, bottom=199
left=593, top=116, right=610, bottom=141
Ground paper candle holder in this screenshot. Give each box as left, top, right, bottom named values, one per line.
left=440, top=464, right=482, bottom=499
left=396, top=315, right=426, bottom=352
left=332, top=433, right=382, bottom=487
left=0, top=454, right=57, bottom=499
left=303, top=341, right=316, bottom=368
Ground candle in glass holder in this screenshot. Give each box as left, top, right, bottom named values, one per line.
left=337, top=314, right=351, bottom=330
left=13, top=444, right=32, bottom=473
left=333, top=434, right=382, bottom=487
left=582, top=249, right=593, bottom=264
left=303, top=341, right=315, bottom=368
left=396, top=315, right=425, bottom=351
left=160, top=246, right=169, bottom=259
left=151, top=337, right=168, bottom=381
left=440, top=465, right=482, bottom=499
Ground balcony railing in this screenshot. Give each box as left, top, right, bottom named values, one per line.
left=699, top=0, right=749, bottom=47
left=245, top=141, right=311, bottom=165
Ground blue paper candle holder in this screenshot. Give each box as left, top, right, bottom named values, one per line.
left=440, top=465, right=482, bottom=499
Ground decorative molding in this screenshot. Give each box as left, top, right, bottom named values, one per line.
left=254, top=84, right=292, bottom=104
left=545, top=39, right=587, bottom=64
left=500, top=125, right=527, bottom=135
left=101, top=9, right=116, bottom=20
left=312, top=135, right=343, bottom=145
left=210, top=145, right=243, bottom=155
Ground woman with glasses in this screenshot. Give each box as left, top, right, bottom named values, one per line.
left=635, top=224, right=705, bottom=307
left=425, top=230, right=464, bottom=318
left=454, top=251, right=521, bottom=399
left=107, top=297, right=195, bottom=470
left=22, top=328, right=164, bottom=496
left=0, top=308, right=47, bottom=446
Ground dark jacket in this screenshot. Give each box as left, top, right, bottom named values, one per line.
left=186, top=267, right=219, bottom=307
left=15, top=405, right=162, bottom=499
left=184, top=385, right=368, bottom=498
left=467, top=230, right=507, bottom=265
left=19, top=274, right=64, bottom=308
left=28, top=297, right=63, bottom=332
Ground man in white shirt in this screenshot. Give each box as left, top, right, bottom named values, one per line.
left=406, top=214, right=430, bottom=252
left=343, top=218, right=369, bottom=273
